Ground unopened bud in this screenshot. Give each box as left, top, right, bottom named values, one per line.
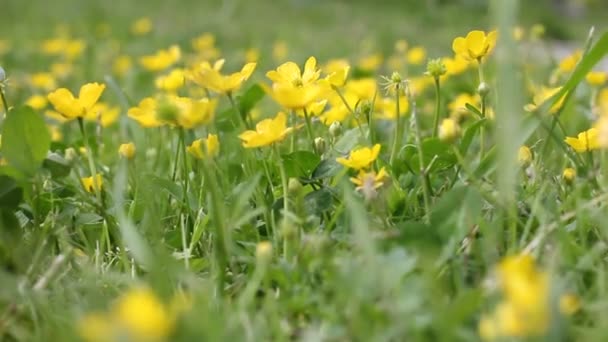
left=255, top=241, right=272, bottom=263
left=477, top=82, right=491, bottom=97
left=426, top=58, right=447, bottom=78
left=562, top=168, right=576, bottom=185
left=390, top=71, right=402, bottom=84
left=329, top=121, right=342, bottom=138
left=314, top=137, right=326, bottom=155
left=118, top=142, right=136, bottom=160
left=288, top=177, right=302, bottom=194
left=64, top=147, right=78, bottom=162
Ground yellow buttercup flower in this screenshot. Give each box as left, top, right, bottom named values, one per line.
left=586, top=71, right=606, bottom=87
left=452, top=30, right=497, bottom=62
left=558, top=50, right=582, bottom=74
left=350, top=167, right=388, bottom=191
left=562, top=167, right=576, bottom=184
left=565, top=128, right=600, bottom=153
left=442, top=56, right=470, bottom=77
left=345, top=78, right=377, bottom=101
left=517, top=146, right=532, bottom=167
left=161, top=96, right=217, bottom=129
left=26, top=95, right=48, bottom=110
left=438, top=118, right=461, bottom=143
left=131, top=17, right=152, bottom=36
left=187, top=134, right=219, bottom=159
left=559, top=293, right=581, bottom=315
left=524, top=86, right=564, bottom=114
left=324, top=65, right=350, bottom=88
left=81, top=174, right=103, bottom=193
left=155, top=68, right=186, bottom=92
left=192, top=33, right=220, bottom=60
left=140, top=45, right=181, bottom=72
left=128, top=97, right=164, bottom=127
left=448, top=93, right=479, bottom=120
left=267, top=56, right=320, bottom=87
left=113, top=55, right=133, bottom=77
left=337, top=144, right=381, bottom=170
left=47, top=82, right=106, bottom=120
left=41, top=38, right=85, bottom=60
left=189, top=60, right=256, bottom=94
left=30, top=72, right=57, bottom=91
left=357, top=53, right=383, bottom=71
left=51, top=62, right=73, bottom=79
left=239, top=112, right=293, bottom=148
left=84, top=102, right=120, bottom=127
left=272, top=41, right=288, bottom=61
left=406, top=46, right=427, bottom=65
left=596, top=115, right=608, bottom=147
left=375, top=96, right=409, bottom=120
left=112, top=287, right=174, bottom=341
left=263, top=83, right=321, bottom=110
left=118, top=142, right=136, bottom=160
left=245, top=47, right=260, bottom=63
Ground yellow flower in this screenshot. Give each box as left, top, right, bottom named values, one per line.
left=155, top=68, right=186, bottom=92
left=517, top=146, right=532, bottom=167
left=41, top=38, right=85, bottom=60
left=272, top=41, right=288, bottom=61
left=238, top=111, right=293, bottom=148
left=263, top=83, right=321, bottom=110
left=119, top=142, right=136, bottom=160
left=337, top=144, right=381, bottom=170
left=524, top=86, right=564, bottom=114
left=597, top=88, right=608, bottom=116
left=48, top=125, right=63, bottom=142
left=375, top=96, right=409, bottom=120
left=406, top=46, right=427, bottom=65
left=140, top=45, right=181, bottom=72
left=513, top=26, right=525, bottom=41
left=128, top=97, right=164, bottom=127
left=442, top=56, right=470, bottom=77
left=30, top=72, right=57, bottom=91
left=438, top=118, right=461, bottom=143
left=452, top=30, right=498, bottom=61
left=297, top=99, right=327, bottom=118
left=192, top=33, right=220, bottom=60
left=245, top=47, right=260, bottom=63
left=350, top=167, right=388, bottom=192
left=189, top=60, right=256, bottom=94
left=26, top=95, right=48, bottom=110
left=558, top=50, right=582, bottom=74
left=565, top=128, right=600, bottom=153
left=131, top=17, right=152, bottom=36
left=357, top=53, right=383, bottom=71
left=267, top=56, right=320, bottom=87
left=448, top=93, right=479, bottom=120
left=586, top=71, right=607, bottom=87
left=394, top=39, right=408, bottom=53
left=81, top=174, right=103, bottom=193
left=77, top=313, right=113, bottom=342
left=345, top=78, right=377, bottom=101
left=324, top=65, right=350, bottom=88
left=84, top=102, right=120, bottom=127
left=559, top=293, right=581, bottom=315
left=187, top=134, right=219, bottom=159
left=324, top=59, right=350, bottom=75
left=596, top=115, right=608, bottom=147
left=113, top=55, right=133, bottom=77
left=562, top=167, right=576, bottom=184
left=51, top=62, right=73, bottom=79
left=167, top=96, right=217, bottom=129
left=112, top=287, right=174, bottom=340
left=47, top=82, right=106, bottom=120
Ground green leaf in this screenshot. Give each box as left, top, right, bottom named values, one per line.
left=1, top=106, right=51, bottom=176
left=311, top=159, right=341, bottom=180
left=459, top=118, right=486, bottom=155
left=403, top=138, right=456, bottom=173
left=465, top=103, right=483, bottom=119
left=334, top=127, right=365, bottom=153
left=304, top=188, right=333, bottom=216
left=237, top=84, right=265, bottom=114
left=42, top=153, right=72, bottom=178
left=0, top=175, right=23, bottom=209
left=281, top=151, right=320, bottom=179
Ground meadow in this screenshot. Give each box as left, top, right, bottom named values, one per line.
left=2, top=0, right=608, bottom=341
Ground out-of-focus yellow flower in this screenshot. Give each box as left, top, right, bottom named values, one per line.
left=113, top=55, right=133, bottom=77
left=41, top=38, right=85, bottom=60
left=83, top=102, right=120, bottom=127
left=442, top=56, right=470, bottom=77
left=119, top=142, right=136, bottom=160
left=448, top=93, right=479, bottom=120
left=586, top=71, right=607, bottom=87
left=438, top=118, right=461, bottom=143
left=50, top=62, right=73, bottom=79
left=375, top=96, right=409, bottom=120
left=272, top=41, right=288, bottom=61
left=30, top=72, right=57, bottom=91
left=565, top=128, right=600, bottom=153
left=513, top=26, right=525, bottom=41
left=324, top=59, right=350, bottom=75
left=452, top=30, right=497, bottom=62
left=598, top=88, right=608, bottom=116
left=297, top=99, right=327, bottom=118
left=47, top=82, right=106, bottom=120
left=324, top=65, right=350, bottom=88
left=113, top=287, right=174, bottom=341
left=26, top=95, right=48, bottom=110
left=187, top=134, right=219, bottom=159
left=78, top=312, right=112, bottom=342
left=337, top=144, right=381, bottom=170
left=518, top=146, right=532, bottom=167
left=267, top=56, right=320, bottom=87
left=558, top=50, right=582, bottom=74
left=559, top=293, right=581, bottom=315
left=0, top=39, right=11, bottom=55
left=596, top=115, right=608, bottom=147
left=395, top=39, right=408, bottom=53
left=48, top=125, right=63, bottom=142
left=81, top=174, right=103, bottom=193
left=128, top=97, right=163, bottom=127
left=357, top=53, right=383, bottom=71
left=165, top=96, right=217, bottom=129
left=350, top=167, right=388, bottom=191
left=189, top=60, right=256, bottom=94
left=239, top=111, right=293, bottom=148
left=245, top=47, right=260, bottom=63
left=562, top=167, right=576, bottom=184
left=407, top=46, right=427, bottom=65
left=131, top=17, right=152, bottom=36
left=140, top=45, right=181, bottom=72
left=531, top=24, right=545, bottom=40
left=192, top=33, right=220, bottom=60
left=155, top=68, right=185, bottom=93
left=524, top=86, right=564, bottom=114
left=263, top=83, right=321, bottom=110
left=345, top=78, right=377, bottom=101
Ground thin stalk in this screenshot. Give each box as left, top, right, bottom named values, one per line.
left=78, top=118, right=102, bottom=206
left=302, top=108, right=315, bottom=150
left=432, top=76, right=441, bottom=137
left=409, top=91, right=432, bottom=223
left=0, top=85, right=9, bottom=114
left=389, top=85, right=403, bottom=166
left=227, top=92, right=249, bottom=129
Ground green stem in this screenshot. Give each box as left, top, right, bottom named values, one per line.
left=178, top=128, right=191, bottom=215
left=389, top=86, right=403, bottom=166
left=0, top=85, right=9, bottom=114
left=227, top=92, right=249, bottom=129
left=432, top=77, right=441, bottom=138
left=77, top=118, right=101, bottom=205
left=302, top=108, right=315, bottom=150
left=410, top=92, right=432, bottom=223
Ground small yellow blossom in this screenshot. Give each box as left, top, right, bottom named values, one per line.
left=375, top=96, right=409, bottom=120
left=119, top=142, right=136, bottom=160
left=189, top=60, right=256, bottom=94
left=187, top=134, right=219, bottom=159
left=524, top=86, right=565, bottom=114
left=47, top=82, right=106, bottom=120
left=128, top=97, right=163, bottom=127
left=565, top=128, right=600, bottom=153
left=140, top=45, right=181, bottom=72
left=84, top=102, right=120, bottom=127
left=48, top=125, right=63, bottom=142
left=131, top=17, right=152, bottom=36
left=113, top=55, right=133, bottom=77
left=26, top=95, right=48, bottom=110
left=345, top=78, right=377, bottom=101
left=517, top=146, right=532, bottom=167
left=596, top=115, right=608, bottom=147
left=562, top=167, right=576, bottom=184
left=406, top=46, right=427, bottom=65
left=155, top=68, right=185, bottom=92
left=81, top=174, right=103, bottom=193
left=112, top=287, right=174, bottom=340
left=559, top=293, right=581, bottom=315
left=51, top=62, right=73, bottom=79
left=272, top=41, right=288, bottom=61
left=448, top=93, right=479, bottom=120
left=267, top=56, right=320, bottom=87
left=443, top=56, right=470, bottom=77
left=357, top=53, right=383, bottom=71
left=30, top=72, right=57, bottom=91
left=245, top=47, right=260, bottom=63
left=239, top=112, right=293, bottom=148
left=586, top=71, right=607, bottom=87
left=192, top=33, right=220, bottom=60
left=337, top=144, right=381, bottom=170
left=438, top=118, right=461, bottom=143
left=324, top=65, right=350, bottom=88
left=350, top=167, right=388, bottom=192
left=452, top=30, right=498, bottom=61
left=558, top=50, right=582, bottom=74
left=263, top=83, right=321, bottom=110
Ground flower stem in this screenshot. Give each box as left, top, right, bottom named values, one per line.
left=0, top=85, right=9, bottom=114
left=178, top=128, right=191, bottom=216
left=227, top=92, right=249, bottom=129
left=409, top=91, right=432, bottom=223
left=389, top=85, right=402, bottom=166
left=302, top=108, right=315, bottom=150
left=77, top=118, right=101, bottom=205
left=432, top=76, right=441, bottom=138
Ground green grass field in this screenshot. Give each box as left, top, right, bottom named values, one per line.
left=2, top=0, right=608, bottom=341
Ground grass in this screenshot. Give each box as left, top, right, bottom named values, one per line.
left=2, top=0, right=608, bottom=341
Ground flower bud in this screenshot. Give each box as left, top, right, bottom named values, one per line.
left=255, top=241, right=272, bottom=264
left=329, top=121, right=342, bottom=138
left=119, top=142, right=136, bottom=160
left=426, top=58, right=447, bottom=78
left=64, top=147, right=78, bottom=162
left=0, top=67, right=5, bottom=82
left=288, top=177, right=302, bottom=194
left=390, top=71, right=402, bottom=84
left=314, top=137, right=326, bottom=155
left=562, top=167, right=576, bottom=185
left=517, top=146, right=532, bottom=167
left=438, top=118, right=461, bottom=143
left=280, top=219, right=297, bottom=239
left=477, top=82, right=491, bottom=97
